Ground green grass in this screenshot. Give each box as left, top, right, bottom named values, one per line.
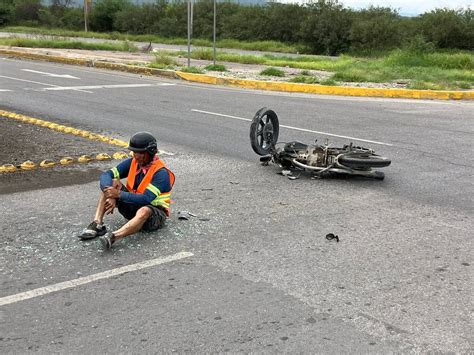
left=205, top=64, right=227, bottom=71
left=179, top=66, right=204, bottom=74
left=3, top=26, right=300, bottom=53
left=2, top=26, right=473, bottom=90
left=259, top=67, right=285, bottom=77
left=289, top=75, right=320, bottom=84
left=0, top=37, right=138, bottom=52
left=151, top=50, right=177, bottom=68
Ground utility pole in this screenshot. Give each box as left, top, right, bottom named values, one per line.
left=84, top=0, right=91, bottom=32
left=213, top=0, right=216, bottom=65
left=84, top=0, right=88, bottom=32
left=187, top=0, right=192, bottom=67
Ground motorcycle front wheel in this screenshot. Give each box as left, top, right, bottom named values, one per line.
left=338, top=154, right=391, bottom=168
left=250, top=107, right=280, bottom=156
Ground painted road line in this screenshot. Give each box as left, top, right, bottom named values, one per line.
left=42, top=83, right=176, bottom=91
left=0, top=75, right=92, bottom=93
left=0, top=89, right=12, bottom=92
left=22, top=69, right=80, bottom=79
left=192, top=109, right=393, bottom=147
left=0, top=252, right=194, bottom=306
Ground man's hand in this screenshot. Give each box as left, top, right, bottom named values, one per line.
left=104, top=186, right=120, bottom=200
left=112, top=179, right=122, bottom=190
left=105, top=197, right=116, bottom=215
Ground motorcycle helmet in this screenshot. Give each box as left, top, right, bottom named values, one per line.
left=127, top=132, right=158, bottom=155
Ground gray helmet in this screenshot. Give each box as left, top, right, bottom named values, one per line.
left=128, top=132, right=157, bottom=155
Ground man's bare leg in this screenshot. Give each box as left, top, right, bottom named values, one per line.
left=93, top=192, right=107, bottom=224
left=112, top=207, right=152, bottom=241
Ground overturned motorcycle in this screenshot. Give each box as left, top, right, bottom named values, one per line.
left=250, top=107, right=391, bottom=180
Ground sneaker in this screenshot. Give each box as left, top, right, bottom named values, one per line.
left=99, top=231, right=115, bottom=250
left=78, top=221, right=107, bottom=240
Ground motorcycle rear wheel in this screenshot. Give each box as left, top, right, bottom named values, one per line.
left=338, top=154, right=391, bottom=168
left=250, top=107, right=280, bottom=156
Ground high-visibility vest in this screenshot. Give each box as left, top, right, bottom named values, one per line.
left=125, top=158, right=175, bottom=216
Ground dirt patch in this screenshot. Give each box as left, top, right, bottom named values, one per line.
left=0, top=116, right=125, bottom=194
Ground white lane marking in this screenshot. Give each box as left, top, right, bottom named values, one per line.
left=0, top=75, right=92, bottom=93
left=192, top=109, right=393, bottom=146
left=22, top=69, right=80, bottom=79
left=0, top=251, right=193, bottom=306
left=0, top=89, right=12, bottom=92
left=42, top=83, right=175, bottom=91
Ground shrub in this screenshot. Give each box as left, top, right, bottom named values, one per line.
left=152, top=51, right=177, bottom=67
left=14, top=0, right=42, bottom=23
left=180, top=66, right=204, bottom=74
left=289, top=75, right=319, bottom=84
left=90, top=0, right=130, bottom=32
left=350, top=6, right=402, bottom=51
left=419, top=8, right=474, bottom=50
left=205, top=64, right=227, bottom=71
left=299, top=0, right=352, bottom=55
left=321, top=78, right=337, bottom=85
left=0, top=0, right=15, bottom=25
left=260, top=67, right=285, bottom=77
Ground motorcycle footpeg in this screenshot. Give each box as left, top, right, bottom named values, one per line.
left=259, top=155, right=272, bottom=164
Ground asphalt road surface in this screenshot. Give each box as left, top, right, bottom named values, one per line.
left=1, top=57, right=473, bottom=353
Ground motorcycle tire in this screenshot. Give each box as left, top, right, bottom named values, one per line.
left=338, top=154, right=391, bottom=168
left=250, top=107, right=280, bottom=156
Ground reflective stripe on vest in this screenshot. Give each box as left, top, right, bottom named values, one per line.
left=126, top=158, right=175, bottom=215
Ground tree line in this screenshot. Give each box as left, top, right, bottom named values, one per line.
left=1, top=0, right=473, bottom=54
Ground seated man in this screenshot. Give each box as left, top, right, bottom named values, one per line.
left=78, top=132, right=175, bottom=249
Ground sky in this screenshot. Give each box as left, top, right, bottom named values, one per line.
left=283, top=0, right=473, bottom=16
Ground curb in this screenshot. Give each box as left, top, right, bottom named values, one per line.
left=0, top=110, right=172, bottom=173
left=0, top=109, right=129, bottom=147
left=0, top=152, right=131, bottom=173
left=1, top=48, right=472, bottom=100
left=175, top=72, right=474, bottom=101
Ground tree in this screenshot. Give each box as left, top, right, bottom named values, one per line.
left=299, top=0, right=352, bottom=55
left=350, top=6, right=402, bottom=52
left=419, top=8, right=474, bottom=50
left=90, top=0, right=130, bottom=32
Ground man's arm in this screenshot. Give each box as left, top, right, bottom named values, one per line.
left=112, top=168, right=171, bottom=206
left=99, top=158, right=132, bottom=191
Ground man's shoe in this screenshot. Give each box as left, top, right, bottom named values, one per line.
left=99, top=231, right=115, bottom=250
left=78, top=221, right=107, bottom=240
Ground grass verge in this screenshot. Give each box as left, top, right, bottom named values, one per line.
left=3, top=26, right=300, bottom=53
left=2, top=28, right=472, bottom=90
left=0, top=37, right=138, bottom=52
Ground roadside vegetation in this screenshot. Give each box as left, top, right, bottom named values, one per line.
left=0, top=36, right=471, bottom=89
left=0, top=0, right=472, bottom=89
left=0, top=37, right=137, bottom=51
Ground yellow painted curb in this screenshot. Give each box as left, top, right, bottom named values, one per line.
left=0, top=151, right=132, bottom=174
left=0, top=110, right=129, bottom=147
left=176, top=71, right=474, bottom=101
left=0, top=110, right=175, bottom=174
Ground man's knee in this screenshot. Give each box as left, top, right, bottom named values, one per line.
left=136, top=206, right=152, bottom=221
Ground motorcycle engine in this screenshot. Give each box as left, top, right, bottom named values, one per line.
left=299, top=145, right=325, bottom=167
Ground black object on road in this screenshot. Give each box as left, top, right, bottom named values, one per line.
left=326, top=233, right=339, bottom=242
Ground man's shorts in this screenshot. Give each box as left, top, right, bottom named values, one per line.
left=117, top=201, right=166, bottom=232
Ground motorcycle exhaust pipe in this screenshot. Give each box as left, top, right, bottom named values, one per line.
left=292, top=159, right=331, bottom=172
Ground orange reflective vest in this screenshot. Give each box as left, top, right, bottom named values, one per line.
left=126, top=158, right=175, bottom=216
